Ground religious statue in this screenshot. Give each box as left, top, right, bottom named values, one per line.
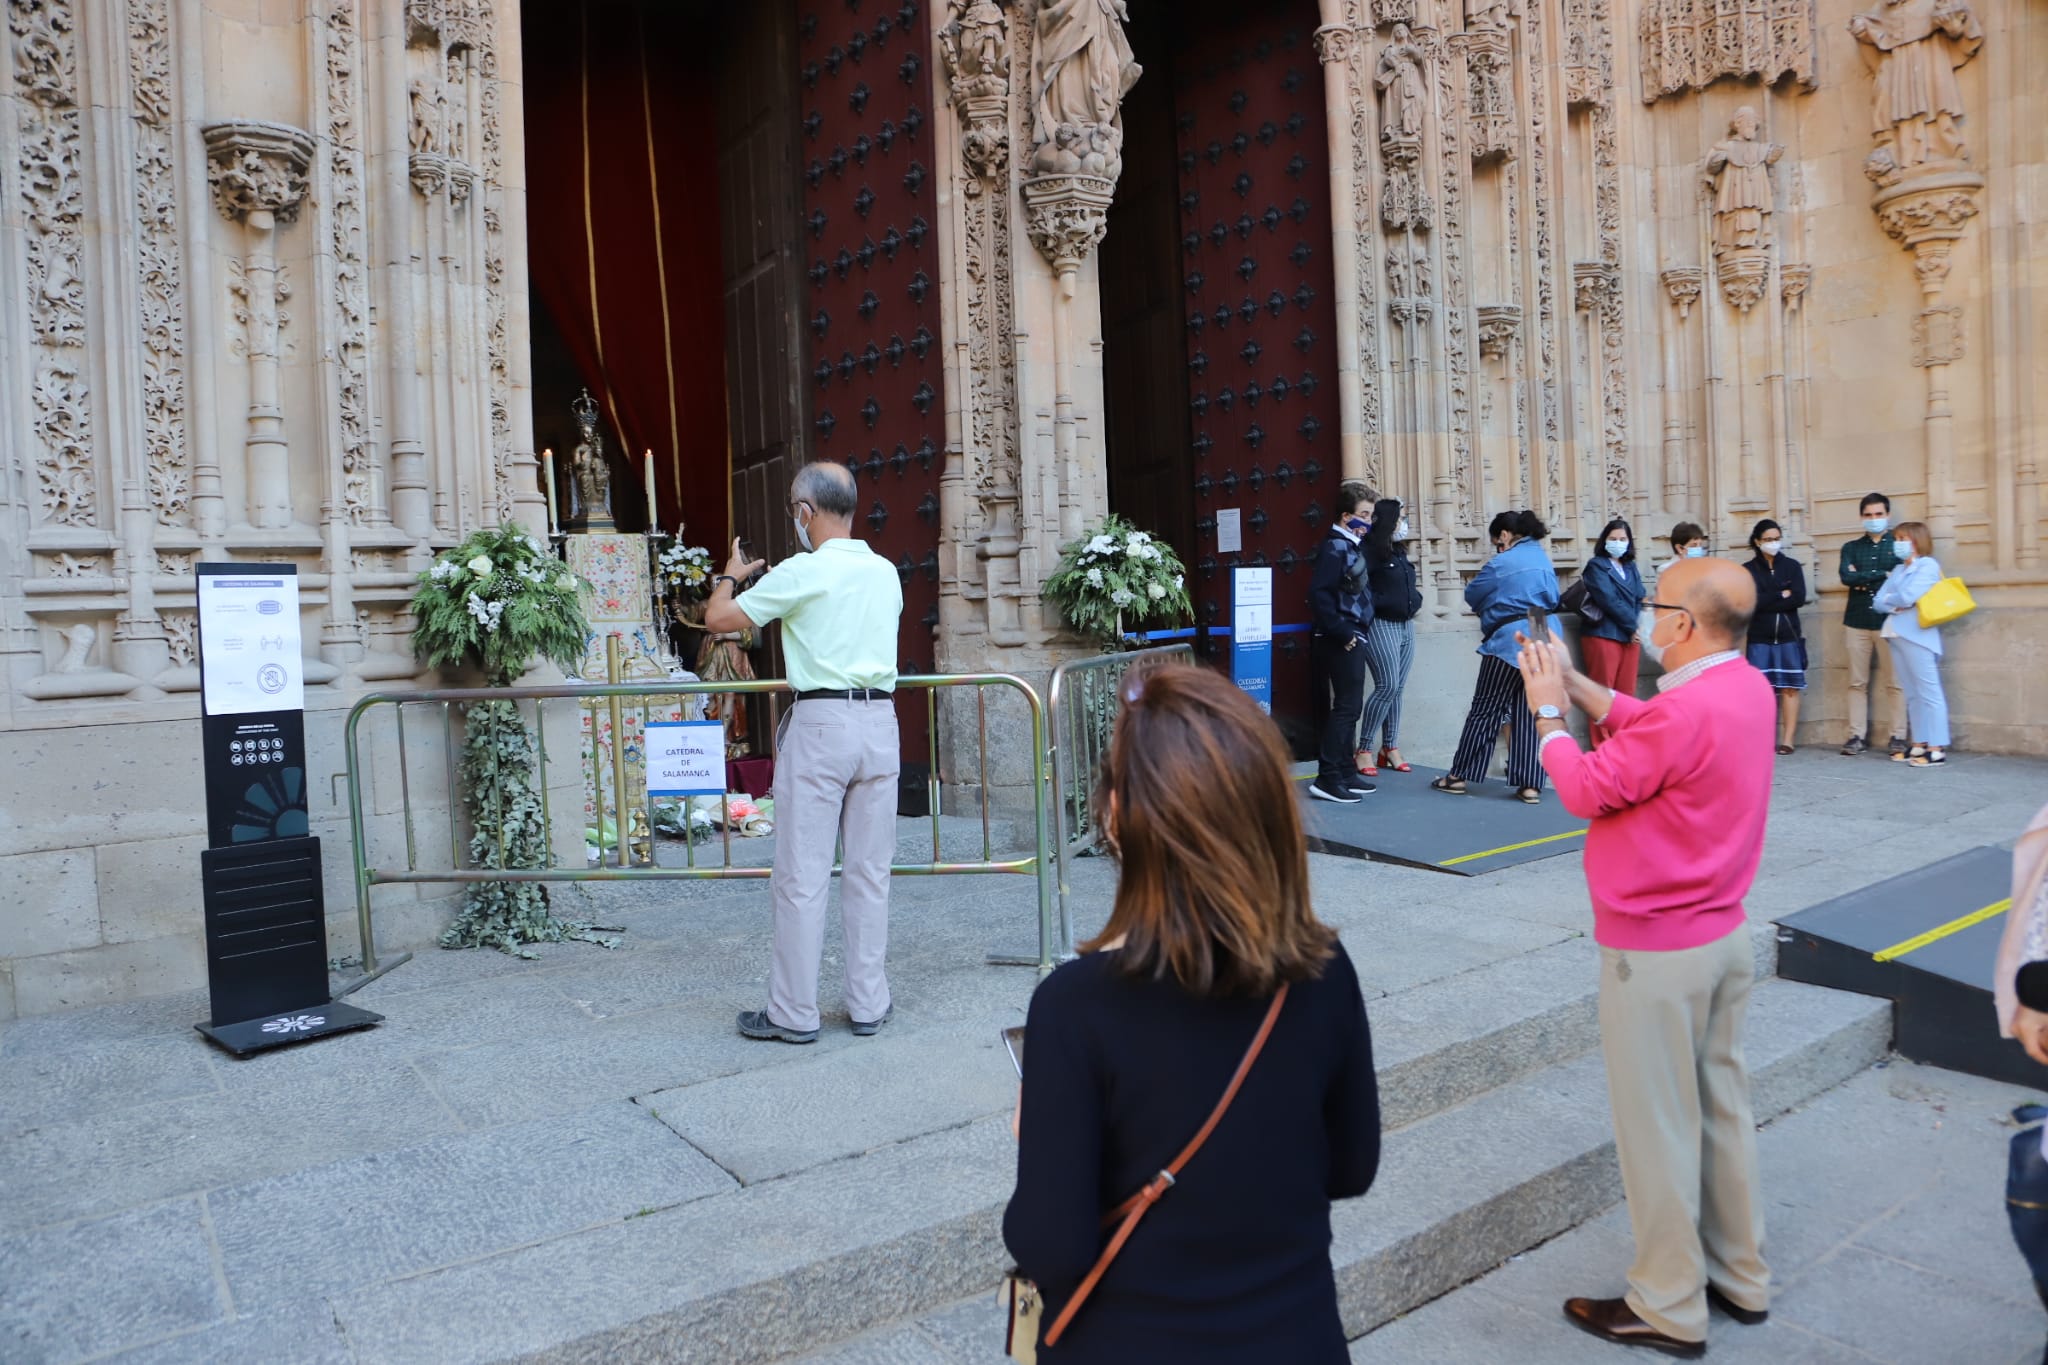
left=1849, top=0, right=1984, bottom=172
left=1702, top=107, right=1783, bottom=259
left=567, top=388, right=615, bottom=529
left=1029, top=0, right=1141, bottom=178
left=408, top=76, right=437, bottom=155
left=1376, top=25, right=1429, bottom=144
left=942, top=0, right=1009, bottom=96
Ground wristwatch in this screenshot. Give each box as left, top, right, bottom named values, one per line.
left=712, top=575, right=738, bottom=592
left=1536, top=704, right=1563, bottom=721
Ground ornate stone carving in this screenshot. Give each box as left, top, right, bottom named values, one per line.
left=1312, top=23, right=1357, bottom=66
left=1591, top=98, right=1629, bottom=510
left=1023, top=173, right=1116, bottom=277
left=1563, top=0, right=1611, bottom=109
left=39, top=550, right=104, bottom=577
left=1477, top=304, right=1522, bottom=358
left=476, top=31, right=517, bottom=523
left=1027, top=0, right=1140, bottom=180
left=1779, top=263, right=1812, bottom=309
left=1522, top=0, right=1563, bottom=505
left=1850, top=0, right=1983, bottom=173
left=129, top=0, right=189, bottom=526
left=162, top=611, right=197, bottom=668
left=1704, top=107, right=1782, bottom=260
left=1376, top=24, right=1428, bottom=142
left=1572, top=261, right=1611, bottom=312
left=12, top=0, right=94, bottom=527
left=1912, top=304, right=1964, bottom=366
left=1337, top=11, right=1386, bottom=485
left=1639, top=0, right=1818, bottom=103
left=1717, top=256, right=1769, bottom=311
left=1387, top=240, right=1434, bottom=302
left=327, top=0, right=373, bottom=523
left=1373, top=0, right=1416, bottom=28
left=1661, top=265, right=1704, bottom=318
left=940, top=0, right=1010, bottom=186
left=225, top=258, right=294, bottom=359
left=1456, top=26, right=1514, bottom=163
left=406, top=0, right=484, bottom=51
left=202, top=120, right=315, bottom=224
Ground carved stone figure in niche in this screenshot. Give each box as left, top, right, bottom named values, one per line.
left=942, top=0, right=1008, bottom=95
left=1703, top=107, right=1782, bottom=259
left=1849, top=0, right=1984, bottom=172
left=1030, top=0, right=1141, bottom=179
left=1376, top=25, right=1428, bottom=144
left=444, top=56, right=466, bottom=160
left=409, top=76, right=437, bottom=154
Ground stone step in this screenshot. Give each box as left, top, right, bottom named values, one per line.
left=779, top=975, right=1888, bottom=1365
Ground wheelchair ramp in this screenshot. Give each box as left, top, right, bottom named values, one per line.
left=1295, top=764, right=1588, bottom=876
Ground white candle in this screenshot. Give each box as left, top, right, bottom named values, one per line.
left=643, top=449, right=658, bottom=535
left=542, top=448, right=559, bottom=537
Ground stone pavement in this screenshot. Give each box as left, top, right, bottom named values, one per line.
left=0, top=749, right=2042, bottom=1363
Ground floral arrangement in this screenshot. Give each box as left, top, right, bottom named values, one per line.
left=1041, top=514, right=1194, bottom=649
left=410, top=525, right=589, bottom=687
left=407, top=525, right=611, bottom=957
left=656, top=541, right=714, bottom=601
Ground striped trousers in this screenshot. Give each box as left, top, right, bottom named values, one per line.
left=1358, top=616, right=1415, bottom=751
left=1448, top=654, right=1545, bottom=791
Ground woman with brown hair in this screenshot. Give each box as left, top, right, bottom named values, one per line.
left=1003, top=663, right=1380, bottom=1363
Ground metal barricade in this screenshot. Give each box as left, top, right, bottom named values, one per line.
left=338, top=663, right=1054, bottom=993
left=1044, top=643, right=1196, bottom=958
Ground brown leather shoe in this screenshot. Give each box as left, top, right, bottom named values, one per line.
left=1707, top=1284, right=1768, bottom=1325
left=1562, top=1297, right=1706, bottom=1358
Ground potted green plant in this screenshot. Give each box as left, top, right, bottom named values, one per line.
left=409, top=525, right=609, bottom=955
left=1041, top=514, right=1194, bottom=651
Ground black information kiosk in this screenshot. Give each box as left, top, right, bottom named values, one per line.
left=193, top=563, right=380, bottom=1055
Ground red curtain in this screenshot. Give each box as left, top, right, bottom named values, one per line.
left=523, top=1, right=729, bottom=551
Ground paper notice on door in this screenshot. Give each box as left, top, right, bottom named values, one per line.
left=197, top=567, right=305, bottom=716
left=1217, top=507, right=1243, bottom=554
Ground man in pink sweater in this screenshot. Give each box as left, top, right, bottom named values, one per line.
left=1517, top=555, right=1772, bottom=1358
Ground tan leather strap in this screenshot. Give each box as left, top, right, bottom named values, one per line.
left=1041, top=983, right=1290, bottom=1348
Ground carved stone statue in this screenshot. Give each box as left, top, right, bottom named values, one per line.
left=409, top=76, right=437, bottom=155
left=1849, top=0, right=1984, bottom=171
left=1703, top=107, right=1782, bottom=259
left=1029, top=0, right=1141, bottom=178
left=1376, top=25, right=1429, bottom=144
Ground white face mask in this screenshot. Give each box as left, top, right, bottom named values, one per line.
left=1759, top=540, right=1781, bottom=556
left=793, top=508, right=814, bottom=551
left=1636, top=607, right=1674, bottom=666
left=1394, top=518, right=1411, bottom=541
left=1605, top=539, right=1629, bottom=558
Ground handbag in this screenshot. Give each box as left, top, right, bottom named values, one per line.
left=1560, top=570, right=1602, bottom=623
left=1917, top=575, right=1975, bottom=628
left=1003, top=983, right=1290, bottom=1362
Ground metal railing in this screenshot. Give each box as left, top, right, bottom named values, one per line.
left=338, top=657, right=1053, bottom=993
left=1044, top=643, right=1196, bottom=958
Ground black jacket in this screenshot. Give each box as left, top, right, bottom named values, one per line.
left=1745, top=553, right=1807, bottom=645
left=1354, top=540, right=1422, bottom=623
left=1309, top=531, right=1370, bottom=639
left=1579, top=557, right=1646, bottom=644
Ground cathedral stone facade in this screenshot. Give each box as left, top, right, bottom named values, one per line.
left=1, top=0, right=2042, bottom=1016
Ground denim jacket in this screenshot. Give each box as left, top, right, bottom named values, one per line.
left=1873, top=555, right=1944, bottom=657
left=1465, top=538, right=1562, bottom=663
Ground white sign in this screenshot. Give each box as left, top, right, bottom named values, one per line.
left=1216, top=507, right=1243, bottom=554
left=198, top=569, right=304, bottom=715
left=1233, top=567, right=1273, bottom=644
left=645, top=721, right=727, bottom=797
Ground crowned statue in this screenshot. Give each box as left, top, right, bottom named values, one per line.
left=567, top=388, right=616, bottom=531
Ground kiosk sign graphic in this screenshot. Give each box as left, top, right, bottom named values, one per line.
left=1231, top=566, right=1274, bottom=713
left=192, top=564, right=378, bottom=1054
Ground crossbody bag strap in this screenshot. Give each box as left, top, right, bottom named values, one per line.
left=1041, top=983, right=1291, bottom=1349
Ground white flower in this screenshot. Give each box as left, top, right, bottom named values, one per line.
left=1086, top=534, right=1116, bottom=557
left=463, top=594, right=506, bottom=630
left=1148, top=581, right=1167, bottom=600
left=1173, top=574, right=1184, bottom=590
left=467, top=554, right=494, bottom=578
left=1085, top=566, right=1104, bottom=588
left=556, top=573, right=576, bottom=591
left=1111, top=588, right=1136, bottom=607
left=1128, top=531, right=1151, bottom=545
left=429, top=560, right=459, bottom=582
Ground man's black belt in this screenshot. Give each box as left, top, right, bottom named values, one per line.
left=795, top=688, right=893, bottom=702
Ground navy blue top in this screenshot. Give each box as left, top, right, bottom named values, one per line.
left=1003, top=943, right=1380, bottom=1364
left=1745, top=553, right=1807, bottom=645
left=1464, top=538, right=1562, bottom=662
left=1356, top=542, right=1423, bottom=623
left=1309, top=530, right=1371, bottom=639
left=1579, top=556, right=1646, bottom=643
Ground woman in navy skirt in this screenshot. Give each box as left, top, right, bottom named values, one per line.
left=1742, top=519, right=1807, bottom=754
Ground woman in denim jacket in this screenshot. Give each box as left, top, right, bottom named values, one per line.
left=1872, top=520, right=1949, bottom=767
left=1432, top=510, right=1562, bottom=804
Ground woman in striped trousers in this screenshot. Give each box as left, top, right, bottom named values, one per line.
left=1433, top=510, right=1561, bottom=804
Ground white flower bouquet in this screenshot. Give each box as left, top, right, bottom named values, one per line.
left=1042, top=514, right=1194, bottom=649
left=656, top=541, right=715, bottom=601
left=410, top=525, right=589, bottom=687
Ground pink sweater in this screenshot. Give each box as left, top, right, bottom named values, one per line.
left=1540, top=657, right=1775, bottom=952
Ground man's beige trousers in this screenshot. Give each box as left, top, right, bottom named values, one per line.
left=1845, top=624, right=1905, bottom=743
left=1599, top=927, right=1771, bottom=1343
left=766, top=698, right=899, bottom=1034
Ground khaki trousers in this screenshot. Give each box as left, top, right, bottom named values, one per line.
left=766, top=698, right=899, bottom=1033
left=1599, top=927, right=1770, bottom=1343
left=1844, top=625, right=1905, bottom=742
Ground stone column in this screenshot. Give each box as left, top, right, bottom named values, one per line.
left=1314, top=10, right=1366, bottom=483
left=203, top=120, right=314, bottom=533
left=1659, top=267, right=1703, bottom=516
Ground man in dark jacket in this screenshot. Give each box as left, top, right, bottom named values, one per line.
left=1308, top=481, right=1376, bottom=803
left=1837, top=491, right=1906, bottom=756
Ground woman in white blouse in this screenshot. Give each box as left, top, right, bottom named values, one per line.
left=1871, top=520, right=1950, bottom=767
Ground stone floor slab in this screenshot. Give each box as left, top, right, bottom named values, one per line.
left=95, top=1307, right=355, bottom=1365
left=0, top=1199, right=222, bottom=1364
left=0, top=1031, right=220, bottom=1132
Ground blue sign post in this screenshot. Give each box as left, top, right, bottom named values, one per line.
left=1231, top=566, right=1274, bottom=714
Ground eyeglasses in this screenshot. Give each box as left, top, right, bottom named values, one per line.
left=1643, top=601, right=1694, bottom=620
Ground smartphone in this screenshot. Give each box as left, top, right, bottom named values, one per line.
left=1526, top=604, right=1553, bottom=644
left=1002, top=1025, right=1026, bottom=1077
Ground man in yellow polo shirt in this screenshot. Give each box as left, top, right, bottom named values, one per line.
left=705, top=461, right=903, bottom=1043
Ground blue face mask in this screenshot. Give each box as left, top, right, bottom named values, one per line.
left=1684, top=546, right=1707, bottom=559
left=1604, top=539, right=1629, bottom=558
left=1864, top=516, right=1890, bottom=535
left=1892, top=538, right=1911, bottom=562
left=1345, top=517, right=1369, bottom=534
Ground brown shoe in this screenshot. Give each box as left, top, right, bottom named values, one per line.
left=1706, top=1284, right=1768, bottom=1325
left=1562, top=1298, right=1706, bottom=1358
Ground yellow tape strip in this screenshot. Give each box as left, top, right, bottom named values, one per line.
left=1438, top=827, right=1587, bottom=868
left=1872, top=898, right=2012, bottom=963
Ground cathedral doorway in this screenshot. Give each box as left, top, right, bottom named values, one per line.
left=1102, top=1, right=1344, bottom=755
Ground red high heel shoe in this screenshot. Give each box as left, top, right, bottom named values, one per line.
left=1355, top=749, right=1378, bottom=778
left=1379, top=747, right=1412, bottom=773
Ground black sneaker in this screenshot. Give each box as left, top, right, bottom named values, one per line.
left=1346, top=775, right=1378, bottom=795
left=850, top=1004, right=893, bottom=1037
left=1308, top=780, right=1362, bottom=804
left=1887, top=735, right=1909, bottom=757
left=1840, top=734, right=1867, bottom=756
left=737, top=1009, right=818, bottom=1044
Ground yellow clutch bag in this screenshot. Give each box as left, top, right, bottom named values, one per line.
left=1917, top=576, right=1975, bottom=628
